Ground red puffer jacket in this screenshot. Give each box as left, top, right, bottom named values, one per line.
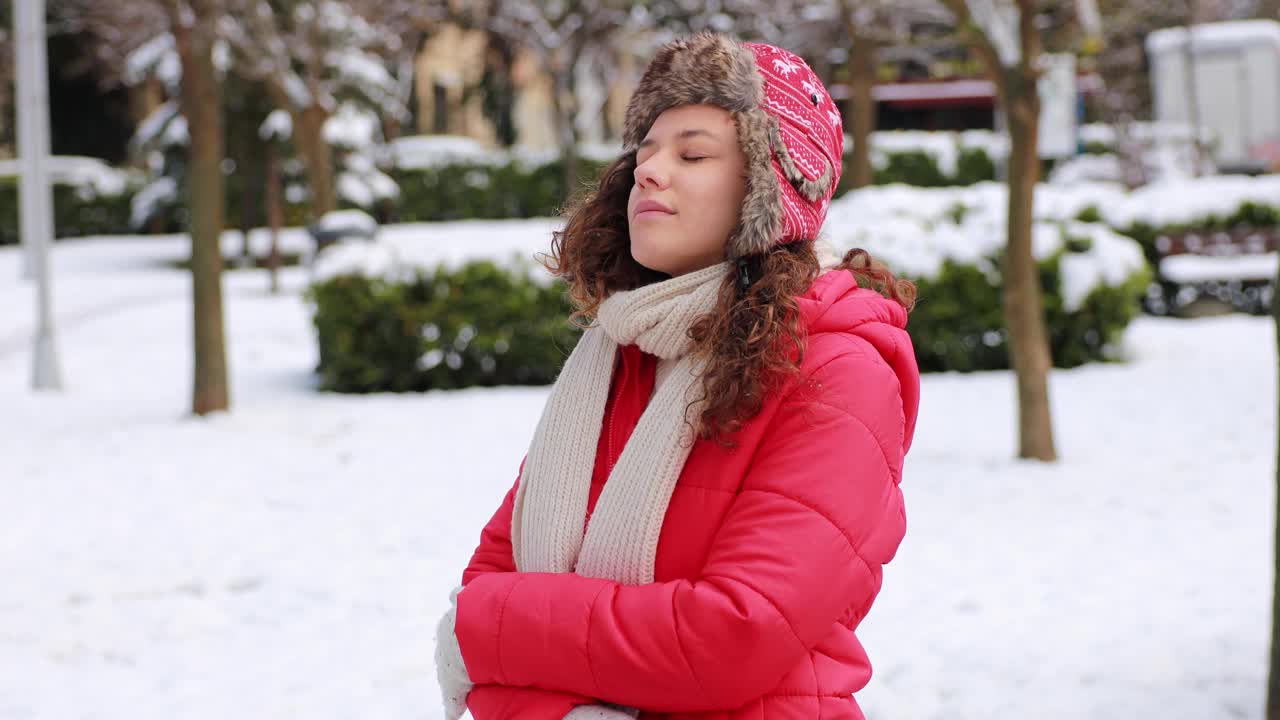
left=456, top=268, right=920, bottom=720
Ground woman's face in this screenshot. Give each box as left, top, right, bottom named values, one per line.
left=627, top=104, right=747, bottom=277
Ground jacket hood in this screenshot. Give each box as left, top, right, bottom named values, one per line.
left=797, top=269, right=920, bottom=453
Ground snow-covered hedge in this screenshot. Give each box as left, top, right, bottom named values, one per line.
left=825, top=183, right=1152, bottom=371
left=841, top=130, right=1004, bottom=190
left=836, top=176, right=1280, bottom=317
left=306, top=258, right=578, bottom=393
left=384, top=131, right=1005, bottom=223
left=303, top=187, right=1152, bottom=392
left=389, top=156, right=611, bottom=222
left=0, top=157, right=141, bottom=244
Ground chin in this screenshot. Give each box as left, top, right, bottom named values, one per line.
left=629, top=235, right=674, bottom=275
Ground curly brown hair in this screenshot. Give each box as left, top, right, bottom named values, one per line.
left=540, top=153, right=916, bottom=445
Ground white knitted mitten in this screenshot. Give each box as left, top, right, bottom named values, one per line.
left=563, top=704, right=641, bottom=719
left=435, top=585, right=474, bottom=720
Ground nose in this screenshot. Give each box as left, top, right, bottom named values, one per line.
left=634, top=153, right=669, bottom=190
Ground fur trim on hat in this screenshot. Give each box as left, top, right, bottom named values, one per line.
left=621, top=33, right=763, bottom=150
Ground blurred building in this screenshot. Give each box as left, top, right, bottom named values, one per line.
left=411, top=22, right=639, bottom=152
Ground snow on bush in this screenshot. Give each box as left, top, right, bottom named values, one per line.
left=849, top=130, right=1008, bottom=176
left=1102, top=174, right=1280, bottom=229
left=824, top=183, right=1148, bottom=312
left=130, top=177, right=178, bottom=229
left=390, top=136, right=506, bottom=170
left=0, top=156, right=136, bottom=200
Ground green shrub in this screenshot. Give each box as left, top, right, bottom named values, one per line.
left=874, top=150, right=950, bottom=188
left=389, top=157, right=610, bottom=223
left=905, top=247, right=1151, bottom=373
left=0, top=178, right=136, bottom=244
left=953, top=146, right=998, bottom=186
left=306, top=260, right=582, bottom=393
left=1074, top=205, right=1103, bottom=224
left=833, top=146, right=999, bottom=197
left=308, top=231, right=1150, bottom=393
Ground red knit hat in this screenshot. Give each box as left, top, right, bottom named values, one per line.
left=621, top=33, right=844, bottom=260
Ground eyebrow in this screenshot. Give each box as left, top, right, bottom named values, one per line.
left=638, top=129, right=719, bottom=148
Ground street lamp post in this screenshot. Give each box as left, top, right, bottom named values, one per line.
left=15, top=0, right=62, bottom=390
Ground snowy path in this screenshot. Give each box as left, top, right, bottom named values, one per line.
left=0, top=230, right=1274, bottom=720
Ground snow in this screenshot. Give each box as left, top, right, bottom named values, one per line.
left=314, top=209, right=378, bottom=236
left=267, top=180, right=1148, bottom=311
left=335, top=160, right=398, bottom=209
left=1103, top=174, right=1280, bottom=229
left=0, top=156, right=134, bottom=199
left=323, top=104, right=380, bottom=151
left=259, top=110, right=293, bottom=142
left=163, top=116, right=190, bottom=149
left=313, top=238, right=398, bottom=281
left=842, top=130, right=1009, bottom=174
left=132, top=101, right=182, bottom=151
left=1160, top=252, right=1279, bottom=283
left=0, top=226, right=1272, bottom=720
left=366, top=170, right=400, bottom=201
left=311, top=218, right=563, bottom=285
left=390, top=136, right=505, bottom=170
left=826, top=181, right=1127, bottom=231
left=130, top=177, right=178, bottom=228
left=124, top=34, right=180, bottom=88
left=1057, top=222, right=1150, bottom=310
left=336, top=173, right=375, bottom=208
left=823, top=183, right=1148, bottom=310
left=388, top=136, right=624, bottom=171
left=579, top=141, right=625, bottom=163
left=1078, top=121, right=1216, bottom=148
left=1147, top=19, right=1280, bottom=55
left=329, top=49, right=402, bottom=118
left=837, top=125, right=1222, bottom=184
left=323, top=104, right=399, bottom=209
left=1048, top=154, right=1123, bottom=185
left=826, top=174, right=1280, bottom=250
left=282, top=71, right=313, bottom=109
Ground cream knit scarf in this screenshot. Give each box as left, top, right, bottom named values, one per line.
left=511, top=260, right=731, bottom=583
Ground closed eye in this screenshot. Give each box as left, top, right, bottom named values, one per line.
left=682, top=155, right=708, bottom=162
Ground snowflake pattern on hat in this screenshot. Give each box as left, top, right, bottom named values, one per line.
left=745, top=42, right=844, bottom=246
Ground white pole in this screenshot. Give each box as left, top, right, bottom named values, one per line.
left=15, top=0, right=62, bottom=390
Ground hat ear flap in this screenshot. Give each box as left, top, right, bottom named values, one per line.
left=727, top=109, right=784, bottom=260
left=768, top=115, right=834, bottom=203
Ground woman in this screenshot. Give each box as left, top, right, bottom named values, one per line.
left=436, top=33, right=919, bottom=720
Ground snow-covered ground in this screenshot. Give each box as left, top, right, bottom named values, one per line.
left=0, top=226, right=1274, bottom=720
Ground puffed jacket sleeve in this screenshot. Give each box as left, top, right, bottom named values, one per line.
left=453, top=350, right=909, bottom=712
left=449, top=465, right=620, bottom=719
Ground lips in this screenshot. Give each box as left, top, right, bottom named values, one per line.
left=632, top=199, right=675, bottom=219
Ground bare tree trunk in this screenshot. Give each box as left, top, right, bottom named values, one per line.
left=237, top=126, right=256, bottom=267
left=294, top=105, right=336, bottom=217
left=847, top=35, right=878, bottom=190
left=1003, top=66, right=1057, bottom=461
left=175, top=7, right=230, bottom=416
left=549, top=67, right=580, bottom=198
left=1268, top=258, right=1280, bottom=720
left=265, top=141, right=282, bottom=295
left=838, top=0, right=877, bottom=190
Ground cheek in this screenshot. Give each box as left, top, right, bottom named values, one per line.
left=690, top=175, right=742, bottom=241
